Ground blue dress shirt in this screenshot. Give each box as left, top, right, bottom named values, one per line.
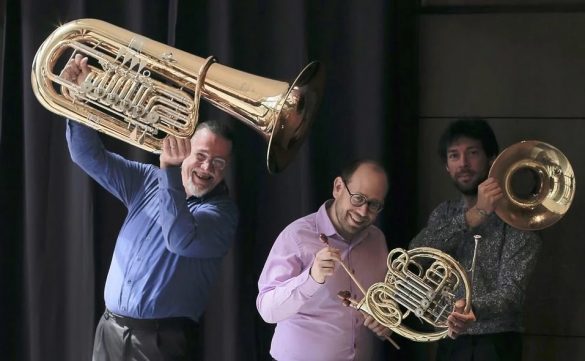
left=66, top=121, right=239, bottom=321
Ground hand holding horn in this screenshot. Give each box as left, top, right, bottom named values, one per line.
left=319, top=234, right=400, bottom=349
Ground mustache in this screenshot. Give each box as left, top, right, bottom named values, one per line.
left=192, top=169, right=214, bottom=179
left=455, top=169, right=475, bottom=178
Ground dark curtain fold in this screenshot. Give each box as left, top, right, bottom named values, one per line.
left=0, top=0, right=419, bottom=360
left=0, top=0, right=5, bottom=140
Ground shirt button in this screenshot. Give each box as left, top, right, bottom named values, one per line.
left=122, top=307, right=126, bottom=311
left=127, top=280, right=132, bottom=285
left=136, top=257, right=142, bottom=262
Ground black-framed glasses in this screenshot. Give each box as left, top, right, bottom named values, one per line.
left=194, top=152, right=227, bottom=171
left=342, top=179, right=384, bottom=213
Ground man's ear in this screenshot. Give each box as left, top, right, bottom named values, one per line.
left=332, top=177, right=343, bottom=198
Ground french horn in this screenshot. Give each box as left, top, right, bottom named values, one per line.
left=338, top=247, right=472, bottom=343
left=31, top=18, right=325, bottom=173
left=319, top=234, right=471, bottom=343
left=488, top=140, right=575, bottom=230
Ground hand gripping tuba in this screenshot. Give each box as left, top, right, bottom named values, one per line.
left=339, top=247, right=472, bottom=342
left=31, top=18, right=325, bottom=173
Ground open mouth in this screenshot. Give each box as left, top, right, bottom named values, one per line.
left=193, top=170, right=213, bottom=182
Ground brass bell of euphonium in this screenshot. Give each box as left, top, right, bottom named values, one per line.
left=488, top=140, right=576, bottom=230
left=31, top=18, right=325, bottom=173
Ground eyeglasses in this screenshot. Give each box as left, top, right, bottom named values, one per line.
left=194, top=152, right=227, bottom=171
left=342, top=179, right=384, bottom=213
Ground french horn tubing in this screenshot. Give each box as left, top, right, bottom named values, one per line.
left=31, top=18, right=325, bottom=173
left=338, top=247, right=472, bottom=343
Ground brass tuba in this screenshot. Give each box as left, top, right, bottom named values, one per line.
left=31, top=18, right=325, bottom=173
left=488, top=140, right=575, bottom=230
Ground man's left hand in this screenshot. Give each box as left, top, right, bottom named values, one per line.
left=363, top=314, right=392, bottom=339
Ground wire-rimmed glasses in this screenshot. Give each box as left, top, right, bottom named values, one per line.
left=342, top=179, right=384, bottom=213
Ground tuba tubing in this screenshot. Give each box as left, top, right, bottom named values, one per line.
left=31, top=18, right=325, bottom=173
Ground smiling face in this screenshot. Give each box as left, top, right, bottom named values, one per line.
left=329, top=162, right=388, bottom=240
left=181, top=127, right=232, bottom=197
left=445, top=136, right=491, bottom=195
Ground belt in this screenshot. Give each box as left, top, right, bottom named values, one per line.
left=103, top=309, right=198, bottom=331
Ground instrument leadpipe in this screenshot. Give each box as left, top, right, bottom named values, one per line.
left=319, top=233, right=400, bottom=349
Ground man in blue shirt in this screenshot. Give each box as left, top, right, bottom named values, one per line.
left=62, top=54, right=239, bottom=360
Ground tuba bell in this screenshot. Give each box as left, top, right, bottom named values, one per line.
left=31, top=18, right=325, bottom=173
left=488, top=140, right=576, bottom=230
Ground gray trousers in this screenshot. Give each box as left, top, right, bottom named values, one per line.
left=92, top=310, right=200, bottom=361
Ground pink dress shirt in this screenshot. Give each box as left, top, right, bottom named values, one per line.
left=257, top=201, right=389, bottom=361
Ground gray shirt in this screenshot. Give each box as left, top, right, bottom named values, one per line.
left=410, top=198, right=541, bottom=335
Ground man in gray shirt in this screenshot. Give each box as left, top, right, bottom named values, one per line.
left=410, top=118, right=541, bottom=361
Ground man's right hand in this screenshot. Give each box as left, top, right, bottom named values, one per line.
left=475, top=177, right=503, bottom=215
left=160, top=136, right=191, bottom=169
left=466, top=177, right=504, bottom=228
left=310, top=246, right=341, bottom=284
left=60, top=53, right=90, bottom=85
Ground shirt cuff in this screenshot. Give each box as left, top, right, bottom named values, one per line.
left=296, top=266, right=323, bottom=297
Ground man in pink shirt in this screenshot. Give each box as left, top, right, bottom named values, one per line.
left=257, top=159, right=393, bottom=360
left=257, top=159, right=475, bottom=360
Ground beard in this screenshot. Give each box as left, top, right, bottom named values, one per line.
left=185, top=179, right=210, bottom=198
left=452, top=171, right=488, bottom=196
left=454, top=180, right=479, bottom=196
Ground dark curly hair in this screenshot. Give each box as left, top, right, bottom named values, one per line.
left=437, top=118, right=499, bottom=163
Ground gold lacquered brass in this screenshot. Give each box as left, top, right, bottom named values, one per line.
left=489, top=141, right=575, bottom=230
left=340, top=247, right=472, bottom=342
left=31, top=18, right=325, bottom=173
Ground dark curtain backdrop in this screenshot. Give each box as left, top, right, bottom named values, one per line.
left=0, top=0, right=419, bottom=360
